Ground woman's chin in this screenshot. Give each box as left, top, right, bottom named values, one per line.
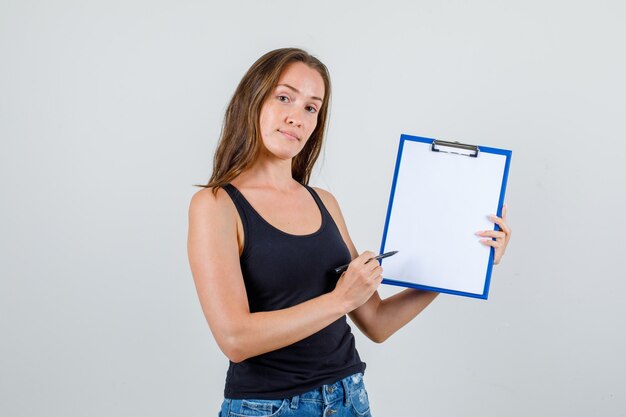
left=263, top=146, right=302, bottom=161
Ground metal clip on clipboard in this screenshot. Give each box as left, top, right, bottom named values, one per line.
left=431, top=139, right=480, bottom=157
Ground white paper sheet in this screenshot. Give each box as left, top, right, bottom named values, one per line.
left=381, top=136, right=510, bottom=298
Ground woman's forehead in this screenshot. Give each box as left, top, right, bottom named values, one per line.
left=276, top=62, right=325, bottom=99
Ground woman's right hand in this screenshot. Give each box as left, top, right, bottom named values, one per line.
left=333, top=251, right=384, bottom=314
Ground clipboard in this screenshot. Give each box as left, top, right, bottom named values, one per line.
left=379, top=134, right=512, bottom=299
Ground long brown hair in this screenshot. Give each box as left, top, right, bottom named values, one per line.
left=195, top=48, right=332, bottom=193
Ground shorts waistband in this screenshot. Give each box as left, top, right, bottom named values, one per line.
left=289, top=372, right=363, bottom=408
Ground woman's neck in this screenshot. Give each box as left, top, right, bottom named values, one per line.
left=234, top=157, right=299, bottom=192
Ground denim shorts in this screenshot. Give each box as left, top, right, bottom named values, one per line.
left=219, top=372, right=371, bottom=417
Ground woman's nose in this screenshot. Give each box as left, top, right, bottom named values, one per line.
left=286, top=112, right=302, bottom=127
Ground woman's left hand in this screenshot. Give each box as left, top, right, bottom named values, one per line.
left=476, top=204, right=511, bottom=265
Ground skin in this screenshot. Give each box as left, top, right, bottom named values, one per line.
left=187, top=61, right=512, bottom=363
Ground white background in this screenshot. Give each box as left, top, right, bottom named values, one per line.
left=1, top=1, right=625, bottom=416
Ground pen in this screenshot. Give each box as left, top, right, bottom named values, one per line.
left=334, top=251, right=399, bottom=275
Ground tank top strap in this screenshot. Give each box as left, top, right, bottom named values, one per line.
left=222, top=183, right=244, bottom=213
left=223, top=184, right=250, bottom=215
left=303, top=184, right=332, bottom=222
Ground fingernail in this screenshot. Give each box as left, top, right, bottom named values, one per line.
left=475, top=231, right=483, bottom=236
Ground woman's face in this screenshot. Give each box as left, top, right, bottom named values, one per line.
left=258, top=62, right=325, bottom=161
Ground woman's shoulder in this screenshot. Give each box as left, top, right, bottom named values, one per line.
left=311, top=186, right=341, bottom=212
left=188, top=186, right=237, bottom=223
left=190, top=185, right=231, bottom=204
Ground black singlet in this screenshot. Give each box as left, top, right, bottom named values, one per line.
left=221, top=183, right=366, bottom=399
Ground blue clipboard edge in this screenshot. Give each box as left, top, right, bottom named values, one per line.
left=379, top=134, right=513, bottom=300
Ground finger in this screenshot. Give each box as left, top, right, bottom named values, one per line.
left=366, top=258, right=381, bottom=272
left=476, top=230, right=506, bottom=239
left=359, top=251, right=383, bottom=271
left=374, top=274, right=384, bottom=286
left=369, top=265, right=383, bottom=279
left=357, top=251, right=374, bottom=260
left=503, top=204, right=507, bottom=221
left=480, top=239, right=503, bottom=248
left=352, top=251, right=376, bottom=266
left=489, top=214, right=511, bottom=236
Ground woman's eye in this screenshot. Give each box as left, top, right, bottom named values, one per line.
left=306, top=106, right=317, bottom=114
left=278, top=95, right=289, bottom=102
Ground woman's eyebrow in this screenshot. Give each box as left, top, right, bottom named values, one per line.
left=276, top=83, right=323, bottom=102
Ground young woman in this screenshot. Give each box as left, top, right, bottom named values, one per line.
left=187, top=48, right=511, bottom=417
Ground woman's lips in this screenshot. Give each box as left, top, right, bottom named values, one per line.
left=279, top=130, right=299, bottom=141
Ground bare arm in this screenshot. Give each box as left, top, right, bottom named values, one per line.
left=348, top=288, right=438, bottom=343
left=187, top=188, right=381, bottom=362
